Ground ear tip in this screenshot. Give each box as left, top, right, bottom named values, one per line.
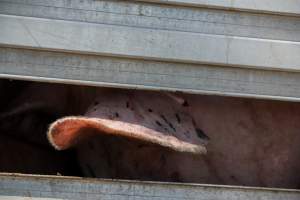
left=169, top=142, right=207, bottom=155
left=47, top=117, right=75, bottom=150
left=47, top=121, right=64, bottom=150
left=46, top=116, right=90, bottom=150
left=196, top=146, right=207, bottom=154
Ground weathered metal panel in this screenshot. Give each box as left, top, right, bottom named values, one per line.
left=0, top=0, right=300, bottom=100
left=1, top=0, right=300, bottom=42
left=135, top=0, right=300, bottom=16
left=0, top=14, right=300, bottom=71
left=2, top=47, right=300, bottom=102
left=0, top=173, right=299, bottom=200
left=0, top=48, right=300, bottom=101
left=0, top=1, right=300, bottom=199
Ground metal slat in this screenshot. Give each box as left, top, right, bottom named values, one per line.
left=135, top=0, right=300, bottom=16
left=0, top=0, right=300, bottom=100
left=1, top=0, right=300, bottom=42
left=0, top=173, right=299, bottom=200
left=2, top=0, right=299, bottom=17
left=0, top=14, right=300, bottom=71
left=2, top=47, right=300, bottom=102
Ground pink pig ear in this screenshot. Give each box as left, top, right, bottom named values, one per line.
left=47, top=91, right=208, bottom=154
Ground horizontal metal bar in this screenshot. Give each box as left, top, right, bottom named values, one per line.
left=1, top=0, right=300, bottom=17
left=135, top=0, right=300, bottom=16
left=1, top=14, right=300, bottom=72
left=1, top=0, right=300, bottom=42
left=2, top=47, right=300, bottom=102
left=0, top=173, right=299, bottom=200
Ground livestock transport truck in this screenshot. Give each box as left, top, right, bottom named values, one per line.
left=0, top=0, right=300, bottom=199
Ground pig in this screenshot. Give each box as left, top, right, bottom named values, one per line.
left=2, top=82, right=300, bottom=189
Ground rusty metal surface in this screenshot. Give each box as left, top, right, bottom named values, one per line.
left=0, top=173, right=299, bottom=200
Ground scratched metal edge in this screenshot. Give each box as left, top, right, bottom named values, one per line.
left=3, top=73, right=300, bottom=103
left=0, top=173, right=299, bottom=193
left=134, top=0, right=300, bottom=16
left=3, top=42, right=300, bottom=74
left=0, top=0, right=299, bottom=17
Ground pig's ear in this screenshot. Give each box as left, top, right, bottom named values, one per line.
left=47, top=91, right=208, bottom=154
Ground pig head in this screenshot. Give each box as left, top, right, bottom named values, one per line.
left=1, top=83, right=207, bottom=181
left=46, top=86, right=300, bottom=188
left=2, top=82, right=300, bottom=189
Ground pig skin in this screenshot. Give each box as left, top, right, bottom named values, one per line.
left=47, top=90, right=208, bottom=154
left=48, top=88, right=300, bottom=188
left=2, top=82, right=300, bottom=189
left=184, top=95, right=300, bottom=188
left=50, top=93, right=300, bottom=188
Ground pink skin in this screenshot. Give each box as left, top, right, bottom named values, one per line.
left=47, top=90, right=207, bottom=154
left=2, top=82, right=300, bottom=188
left=184, top=95, right=300, bottom=188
